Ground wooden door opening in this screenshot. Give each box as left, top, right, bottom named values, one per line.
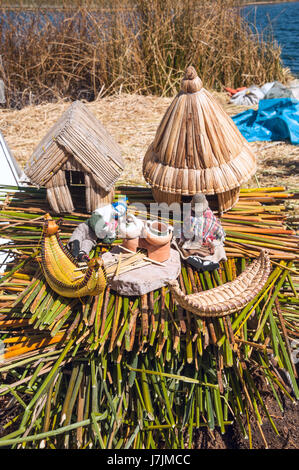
left=65, top=170, right=87, bottom=213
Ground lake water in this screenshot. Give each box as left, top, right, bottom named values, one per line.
left=241, top=1, right=299, bottom=76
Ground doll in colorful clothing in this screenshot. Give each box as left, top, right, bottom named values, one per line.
left=174, top=194, right=226, bottom=272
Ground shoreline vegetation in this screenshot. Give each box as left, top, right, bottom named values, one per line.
left=0, top=0, right=294, bottom=109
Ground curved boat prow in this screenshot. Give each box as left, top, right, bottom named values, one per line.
left=40, top=214, right=106, bottom=298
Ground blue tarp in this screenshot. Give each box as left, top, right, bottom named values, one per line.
left=232, top=98, right=299, bottom=144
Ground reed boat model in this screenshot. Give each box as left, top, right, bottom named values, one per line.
left=41, top=214, right=106, bottom=298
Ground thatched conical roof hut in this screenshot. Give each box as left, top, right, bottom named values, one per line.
left=25, top=101, right=124, bottom=214
left=143, top=66, right=256, bottom=212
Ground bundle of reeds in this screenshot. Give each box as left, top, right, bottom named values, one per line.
left=25, top=101, right=124, bottom=213
left=0, top=183, right=298, bottom=449
left=0, top=255, right=298, bottom=449
left=143, top=66, right=257, bottom=213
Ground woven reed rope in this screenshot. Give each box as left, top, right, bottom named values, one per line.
left=143, top=66, right=256, bottom=197
left=167, top=250, right=271, bottom=317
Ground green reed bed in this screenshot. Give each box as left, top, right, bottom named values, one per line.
left=0, top=0, right=287, bottom=109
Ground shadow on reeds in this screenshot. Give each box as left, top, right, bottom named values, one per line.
left=0, top=0, right=288, bottom=109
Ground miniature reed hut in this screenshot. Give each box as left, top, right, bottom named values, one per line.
left=143, top=66, right=256, bottom=213
left=25, top=101, right=124, bottom=214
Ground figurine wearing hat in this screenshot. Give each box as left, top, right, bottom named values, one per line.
left=173, top=194, right=226, bottom=271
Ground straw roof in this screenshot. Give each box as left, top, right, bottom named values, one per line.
left=25, top=100, right=124, bottom=191
left=143, top=66, right=256, bottom=196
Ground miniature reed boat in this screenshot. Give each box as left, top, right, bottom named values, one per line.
left=168, top=250, right=271, bottom=317
left=40, top=214, right=106, bottom=298
left=119, top=214, right=144, bottom=251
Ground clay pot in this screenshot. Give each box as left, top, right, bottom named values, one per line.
left=139, top=220, right=173, bottom=263
left=139, top=238, right=171, bottom=263
left=121, top=237, right=140, bottom=252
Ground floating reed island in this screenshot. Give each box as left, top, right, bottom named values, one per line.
left=143, top=66, right=257, bottom=213
left=25, top=101, right=124, bottom=214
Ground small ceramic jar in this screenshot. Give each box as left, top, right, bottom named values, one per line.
left=142, top=220, right=173, bottom=246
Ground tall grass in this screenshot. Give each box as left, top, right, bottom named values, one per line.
left=0, top=0, right=286, bottom=108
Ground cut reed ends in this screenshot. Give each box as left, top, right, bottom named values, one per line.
left=25, top=101, right=124, bottom=214
left=143, top=66, right=256, bottom=212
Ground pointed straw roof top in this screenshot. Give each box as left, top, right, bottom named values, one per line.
left=143, top=66, right=256, bottom=196
left=25, top=101, right=124, bottom=191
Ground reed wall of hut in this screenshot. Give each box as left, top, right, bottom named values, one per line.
left=44, top=155, right=114, bottom=214
left=152, top=187, right=239, bottom=215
